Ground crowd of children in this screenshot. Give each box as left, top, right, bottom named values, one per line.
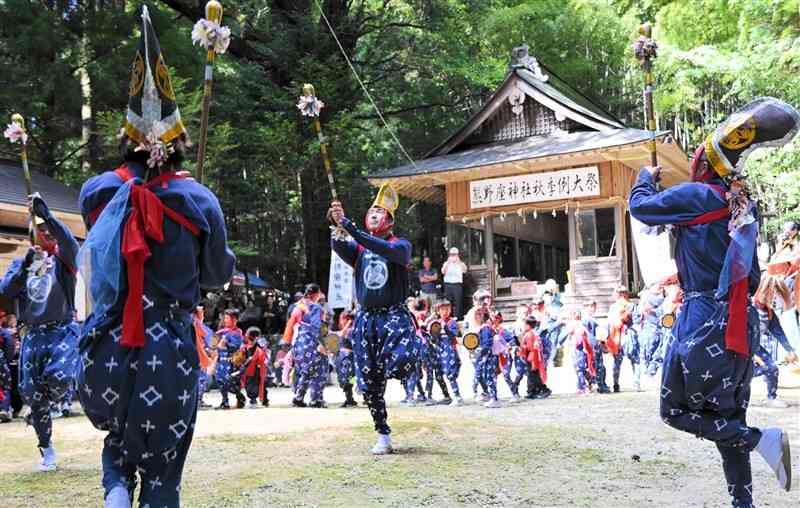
left=168, top=271, right=799, bottom=414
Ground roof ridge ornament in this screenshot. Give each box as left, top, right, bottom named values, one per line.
left=509, top=45, right=548, bottom=82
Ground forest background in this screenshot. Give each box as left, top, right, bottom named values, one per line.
left=1, top=0, right=798, bottom=291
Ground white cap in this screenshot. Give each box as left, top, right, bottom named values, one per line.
left=449, top=247, right=459, bottom=255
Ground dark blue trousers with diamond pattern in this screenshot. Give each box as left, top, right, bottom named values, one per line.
left=292, top=332, right=327, bottom=404
left=352, top=306, right=420, bottom=435
left=660, top=296, right=762, bottom=508
left=78, top=308, right=199, bottom=508
left=19, top=323, right=79, bottom=448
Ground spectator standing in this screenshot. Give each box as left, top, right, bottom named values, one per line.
left=418, top=256, right=438, bottom=308
left=442, top=248, right=468, bottom=319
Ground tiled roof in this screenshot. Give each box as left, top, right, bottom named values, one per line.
left=0, top=158, right=81, bottom=214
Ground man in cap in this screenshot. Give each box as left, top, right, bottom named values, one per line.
left=0, top=193, right=79, bottom=470
left=441, top=247, right=468, bottom=319
left=329, top=184, right=421, bottom=454
left=77, top=7, right=235, bottom=507
left=630, top=97, right=798, bottom=506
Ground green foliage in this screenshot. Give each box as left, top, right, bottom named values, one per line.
left=1, top=0, right=798, bottom=287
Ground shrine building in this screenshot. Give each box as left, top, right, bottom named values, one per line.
left=369, top=46, right=689, bottom=313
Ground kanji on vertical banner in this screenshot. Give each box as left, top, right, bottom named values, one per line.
left=328, top=252, right=354, bottom=309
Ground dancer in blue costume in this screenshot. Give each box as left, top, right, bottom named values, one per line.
left=77, top=7, right=235, bottom=507
left=630, top=98, right=797, bottom=506
left=329, top=184, right=421, bottom=455
left=0, top=194, right=79, bottom=471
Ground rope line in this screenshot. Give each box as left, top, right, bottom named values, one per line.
left=313, top=0, right=418, bottom=169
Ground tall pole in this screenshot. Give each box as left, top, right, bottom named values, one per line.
left=195, top=1, right=225, bottom=185
left=633, top=22, right=659, bottom=168
left=6, top=114, right=36, bottom=245
left=300, top=83, right=338, bottom=202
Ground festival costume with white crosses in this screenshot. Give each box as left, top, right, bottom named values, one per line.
left=0, top=195, right=80, bottom=471
left=283, top=291, right=328, bottom=408
left=331, top=184, right=421, bottom=453
left=630, top=98, right=798, bottom=507
left=77, top=7, right=235, bottom=507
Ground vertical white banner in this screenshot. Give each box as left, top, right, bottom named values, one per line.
left=630, top=215, right=678, bottom=287
left=328, top=251, right=354, bottom=309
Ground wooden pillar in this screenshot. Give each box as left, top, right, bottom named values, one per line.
left=485, top=216, right=496, bottom=296
left=514, top=236, right=521, bottom=277
left=615, top=203, right=628, bottom=287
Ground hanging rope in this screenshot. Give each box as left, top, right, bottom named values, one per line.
left=312, top=0, right=418, bottom=169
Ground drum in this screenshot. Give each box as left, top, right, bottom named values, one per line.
left=323, top=333, right=340, bottom=354
left=462, top=332, right=480, bottom=351
left=660, top=313, right=676, bottom=329
left=231, top=349, right=246, bottom=368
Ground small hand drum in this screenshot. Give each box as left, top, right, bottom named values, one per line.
left=323, top=333, right=340, bottom=354
left=462, top=332, right=480, bottom=351
left=660, top=313, right=676, bottom=329
left=231, top=349, right=246, bottom=368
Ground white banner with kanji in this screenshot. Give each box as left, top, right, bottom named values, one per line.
left=469, top=166, right=600, bottom=209
left=328, top=252, right=354, bottom=309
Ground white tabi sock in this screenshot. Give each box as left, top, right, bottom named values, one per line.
left=38, top=445, right=57, bottom=472
left=104, top=485, right=132, bottom=508
left=755, top=428, right=792, bottom=491
left=371, top=433, right=393, bottom=455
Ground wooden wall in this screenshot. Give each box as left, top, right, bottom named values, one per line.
left=446, top=160, right=633, bottom=217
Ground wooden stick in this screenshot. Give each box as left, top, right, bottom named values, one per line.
left=11, top=114, right=36, bottom=245
left=196, top=1, right=224, bottom=185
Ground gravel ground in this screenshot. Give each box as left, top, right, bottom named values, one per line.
left=1, top=352, right=798, bottom=507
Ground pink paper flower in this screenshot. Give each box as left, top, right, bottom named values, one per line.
left=134, top=133, right=174, bottom=169
left=192, top=19, right=231, bottom=55
left=4, top=123, right=28, bottom=145
left=296, top=95, right=325, bottom=118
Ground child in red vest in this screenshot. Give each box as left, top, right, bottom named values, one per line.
left=519, top=317, right=550, bottom=399
left=240, top=327, right=270, bottom=408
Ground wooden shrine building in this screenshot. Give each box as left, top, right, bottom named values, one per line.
left=369, top=46, right=689, bottom=313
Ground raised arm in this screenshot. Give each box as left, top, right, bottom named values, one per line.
left=339, top=217, right=411, bottom=266
left=32, top=195, right=79, bottom=270
left=629, top=169, right=727, bottom=226
left=332, top=236, right=359, bottom=267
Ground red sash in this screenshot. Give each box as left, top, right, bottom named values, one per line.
left=677, top=186, right=749, bottom=356
left=113, top=166, right=200, bottom=348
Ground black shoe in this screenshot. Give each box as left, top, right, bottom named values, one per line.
left=340, top=399, right=358, bottom=408
left=309, top=401, right=327, bottom=409
left=537, top=388, right=552, bottom=399
left=199, top=400, right=212, bottom=408
left=292, top=399, right=307, bottom=408
left=215, top=403, right=231, bottom=410
left=613, top=384, right=620, bottom=393
left=440, top=398, right=453, bottom=406
left=597, top=386, right=611, bottom=394
left=262, top=399, right=270, bottom=408
left=525, top=393, right=537, bottom=400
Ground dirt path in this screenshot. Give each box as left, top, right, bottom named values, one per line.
left=1, top=359, right=798, bottom=507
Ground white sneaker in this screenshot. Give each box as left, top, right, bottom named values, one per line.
left=484, top=399, right=501, bottom=408
left=764, top=398, right=789, bottom=409
left=371, top=434, right=393, bottom=455
left=104, top=485, right=132, bottom=508
left=38, top=446, right=57, bottom=472
left=510, top=395, right=521, bottom=403
left=449, top=397, right=464, bottom=407
left=756, top=428, right=792, bottom=491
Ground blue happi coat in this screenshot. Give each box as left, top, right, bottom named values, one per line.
left=0, top=197, right=80, bottom=448
left=77, top=162, right=235, bottom=506
left=332, top=217, right=421, bottom=434
left=630, top=169, right=762, bottom=508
